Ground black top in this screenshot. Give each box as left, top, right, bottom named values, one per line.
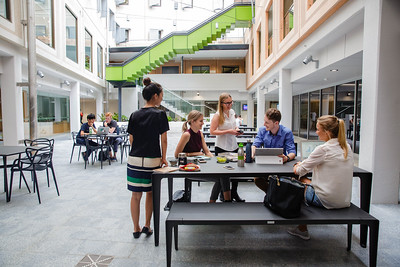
left=127, top=107, right=169, bottom=157
left=183, top=129, right=202, bottom=153
left=104, top=119, right=119, bottom=133
left=77, top=123, right=96, bottom=139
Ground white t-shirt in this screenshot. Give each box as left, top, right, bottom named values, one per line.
left=295, top=138, right=354, bottom=209
left=214, top=109, right=238, bottom=151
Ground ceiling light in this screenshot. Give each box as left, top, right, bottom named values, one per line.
left=197, top=92, right=200, bottom=96
left=330, top=69, right=338, bottom=72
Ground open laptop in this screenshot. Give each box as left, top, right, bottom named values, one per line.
left=97, top=126, right=110, bottom=135
left=255, top=148, right=283, bottom=164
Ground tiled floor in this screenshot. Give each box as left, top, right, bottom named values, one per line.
left=0, top=122, right=399, bottom=266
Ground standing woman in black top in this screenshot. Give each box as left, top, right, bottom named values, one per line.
left=127, top=77, right=169, bottom=239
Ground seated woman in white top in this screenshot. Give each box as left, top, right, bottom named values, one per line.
left=289, top=115, right=354, bottom=240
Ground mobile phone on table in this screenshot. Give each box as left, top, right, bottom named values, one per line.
left=223, top=165, right=235, bottom=170
left=198, top=159, right=207, bottom=163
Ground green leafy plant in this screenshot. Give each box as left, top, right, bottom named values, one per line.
left=98, top=112, right=128, bottom=122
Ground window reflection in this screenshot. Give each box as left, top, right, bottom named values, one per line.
left=66, top=7, right=77, bottom=63
left=85, top=29, right=92, bottom=71
left=299, top=93, right=308, bottom=138
left=309, top=90, right=320, bottom=140
left=35, top=0, right=54, bottom=47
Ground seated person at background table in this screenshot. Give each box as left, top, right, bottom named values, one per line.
left=76, top=113, right=98, bottom=161
left=251, top=108, right=296, bottom=193
left=288, top=115, right=354, bottom=240
left=174, top=110, right=231, bottom=202
left=103, top=112, right=122, bottom=161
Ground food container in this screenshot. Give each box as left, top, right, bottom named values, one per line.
left=178, top=153, right=187, bottom=166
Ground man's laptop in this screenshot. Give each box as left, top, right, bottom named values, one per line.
left=255, top=148, right=283, bottom=164
left=97, top=126, right=109, bottom=135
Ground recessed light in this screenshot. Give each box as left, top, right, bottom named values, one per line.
left=330, top=69, right=338, bottom=72
left=323, top=78, right=328, bottom=81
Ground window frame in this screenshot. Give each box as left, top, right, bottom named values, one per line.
left=85, top=28, right=93, bottom=72
left=65, top=6, right=78, bottom=63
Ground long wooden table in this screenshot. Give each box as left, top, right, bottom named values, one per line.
left=152, top=159, right=373, bottom=247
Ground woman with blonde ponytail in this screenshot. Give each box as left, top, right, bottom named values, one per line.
left=289, top=115, right=354, bottom=240
left=175, top=110, right=231, bottom=202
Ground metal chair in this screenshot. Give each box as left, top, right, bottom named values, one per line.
left=120, top=134, right=131, bottom=163
left=10, top=141, right=59, bottom=204
left=70, top=131, right=85, bottom=163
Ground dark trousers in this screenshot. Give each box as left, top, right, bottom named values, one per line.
left=214, top=146, right=240, bottom=196
left=76, top=137, right=98, bottom=159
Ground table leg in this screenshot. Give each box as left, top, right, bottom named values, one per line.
left=360, top=173, right=372, bottom=247
left=152, top=175, right=161, bottom=246
left=3, top=156, right=9, bottom=202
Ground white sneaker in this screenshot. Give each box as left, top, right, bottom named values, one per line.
left=287, top=227, right=311, bottom=240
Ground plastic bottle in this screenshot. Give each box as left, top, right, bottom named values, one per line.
left=237, top=143, right=244, bottom=167
left=89, top=127, right=93, bottom=134
left=245, top=139, right=252, bottom=163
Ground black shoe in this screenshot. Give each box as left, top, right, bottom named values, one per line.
left=141, top=226, right=153, bottom=237
left=219, top=191, right=224, bottom=202
left=231, top=191, right=245, bottom=202
left=133, top=231, right=141, bottom=239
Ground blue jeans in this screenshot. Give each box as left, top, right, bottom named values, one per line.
left=305, top=185, right=324, bottom=208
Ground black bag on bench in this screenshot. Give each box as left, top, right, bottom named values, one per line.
left=264, top=175, right=305, bottom=218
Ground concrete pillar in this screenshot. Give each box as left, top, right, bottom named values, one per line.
left=69, top=81, right=80, bottom=132
left=96, top=90, right=104, bottom=120
left=279, top=69, right=292, bottom=129
left=359, top=0, right=400, bottom=203
left=247, top=93, right=254, bottom=128
left=54, top=98, right=61, bottom=122
left=122, top=86, right=138, bottom=118
left=256, top=86, right=265, bottom=129
left=1, top=56, right=24, bottom=145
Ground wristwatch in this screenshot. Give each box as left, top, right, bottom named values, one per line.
left=286, top=156, right=291, bottom=162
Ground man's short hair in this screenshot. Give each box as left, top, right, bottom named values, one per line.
left=265, top=108, right=281, bottom=122
left=105, top=112, right=113, bottom=118
left=87, top=113, right=95, bottom=120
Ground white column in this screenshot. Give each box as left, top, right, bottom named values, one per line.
left=96, top=90, right=103, bottom=120
left=256, top=86, right=265, bottom=129
left=122, top=86, right=138, bottom=117
left=69, top=81, right=80, bottom=132
left=1, top=56, right=24, bottom=145
left=54, top=98, right=61, bottom=122
left=359, top=0, right=400, bottom=203
left=279, top=69, right=292, bottom=129
left=247, top=93, right=254, bottom=128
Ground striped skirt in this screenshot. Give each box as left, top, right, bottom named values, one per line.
left=127, top=156, right=161, bottom=192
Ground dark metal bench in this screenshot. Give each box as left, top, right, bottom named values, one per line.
left=165, top=202, right=379, bottom=267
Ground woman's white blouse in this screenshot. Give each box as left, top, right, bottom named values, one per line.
left=296, top=138, right=354, bottom=209
left=214, top=109, right=238, bottom=151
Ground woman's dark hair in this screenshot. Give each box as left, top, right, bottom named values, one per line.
left=87, top=113, right=95, bottom=120
left=142, top=77, right=163, bottom=101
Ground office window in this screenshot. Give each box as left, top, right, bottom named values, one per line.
left=0, top=0, right=10, bottom=20
left=97, top=44, right=103, bottom=78
left=222, top=66, right=239, bottom=73
left=35, top=0, right=54, bottom=47
left=257, top=28, right=261, bottom=69
left=308, top=90, right=320, bottom=140
left=299, top=93, right=308, bottom=138
left=282, top=0, right=294, bottom=40
left=149, top=29, right=162, bottom=40
left=266, top=2, right=273, bottom=57
left=162, top=66, right=179, bottom=74
left=321, top=87, right=334, bottom=115
left=292, top=95, right=300, bottom=136
left=192, top=66, right=210, bottom=74
left=85, top=29, right=92, bottom=72
left=65, top=7, right=77, bottom=63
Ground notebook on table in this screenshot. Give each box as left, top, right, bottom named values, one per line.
left=97, top=126, right=110, bottom=135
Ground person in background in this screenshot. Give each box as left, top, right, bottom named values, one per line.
left=288, top=115, right=353, bottom=240
left=235, top=114, right=241, bottom=127
left=127, top=77, right=169, bottom=239
left=103, top=112, right=122, bottom=161
left=76, top=113, right=98, bottom=161
left=210, top=93, right=244, bottom=202
left=174, top=110, right=231, bottom=202
left=251, top=108, right=296, bottom=193
left=80, top=110, right=83, bottom=124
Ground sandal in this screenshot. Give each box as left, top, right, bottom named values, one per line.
left=141, top=226, right=153, bottom=237
left=133, top=231, right=141, bottom=239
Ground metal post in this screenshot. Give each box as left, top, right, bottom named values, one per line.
left=27, top=0, right=37, bottom=140
left=118, top=85, right=122, bottom=121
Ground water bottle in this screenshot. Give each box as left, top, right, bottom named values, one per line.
left=237, top=143, right=244, bottom=167
left=89, top=127, right=93, bottom=134
left=245, top=139, right=252, bottom=163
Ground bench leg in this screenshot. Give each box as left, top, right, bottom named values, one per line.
left=166, top=221, right=174, bottom=267
left=174, top=225, right=179, bottom=250
left=369, top=221, right=379, bottom=267
left=165, top=177, right=173, bottom=210
left=184, top=178, right=192, bottom=202
left=347, top=224, right=352, bottom=251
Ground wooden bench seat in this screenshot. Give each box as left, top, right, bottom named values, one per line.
left=165, top=202, right=379, bottom=267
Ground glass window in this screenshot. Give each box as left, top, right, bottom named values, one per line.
left=97, top=43, right=103, bottom=78
left=35, top=0, right=54, bottom=47
left=192, top=66, right=210, bottom=74
left=257, top=28, right=261, bottom=69
left=222, top=66, right=239, bottom=73
left=162, top=66, right=179, bottom=74
left=267, top=3, right=273, bottom=57
left=85, top=29, right=92, bottom=72
left=308, top=90, right=320, bottom=140
left=321, top=87, right=334, bottom=115
left=353, top=80, right=362, bottom=153
left=0, top=0, right=10, bottom=20
left=283, top=0, right=294, bottom=39
left=66, top=7, right=77, bottom=63
left=299, top=93, right=308, bottom=138
left=292, top=95, right=300, bottom=136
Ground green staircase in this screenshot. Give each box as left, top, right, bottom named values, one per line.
left=106, top=2, right=252, bottom=83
